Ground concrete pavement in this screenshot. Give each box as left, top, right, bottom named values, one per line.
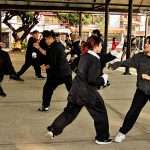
left=0, top=53, right=150, bottom=150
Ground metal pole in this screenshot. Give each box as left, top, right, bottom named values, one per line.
left=145, top=15, right=148, bottom=38
left=79, top=12, right=82, bottom=37
left=124, top=0, right=133, bottom=75
left=104, top=0, right=109, bottom=52
left=147, top=16, right=149, bottom=36
left=0, top=11, right=2, bottom=41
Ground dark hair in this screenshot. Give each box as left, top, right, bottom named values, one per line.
left=42, top=30, right=50, bottom=37
left=81, top=40, right=87, bottom=48
left=86, top=35, right=102, bottom=50
left=113, top=37, right=116, bottom=41
left=92, top=29, right=102, bottom=38
left=31, top=30, right=39, bottom=35
left=55, top=32, right=60, bottom=37
left=66, top=34, right=69, bottom=37
left=44, top=30, right=56, bottom=38
left=145, top=36, right=150, bottom=44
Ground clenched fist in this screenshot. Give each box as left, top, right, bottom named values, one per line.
left=108, top=61, right=121, bottom=70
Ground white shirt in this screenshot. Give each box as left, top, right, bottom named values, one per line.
left=88, top=50, right=100, bottom=59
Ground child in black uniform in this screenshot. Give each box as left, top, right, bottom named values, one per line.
left=47, top=35, right=112, bottom=144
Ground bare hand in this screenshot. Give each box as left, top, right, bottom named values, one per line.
left=142, top=74, right=150, bottom=80
left=33, top=43, right=40, bottom=49
left=45, top=65, right=50, bottom=69
left=0, top=42, right=6, bottom=48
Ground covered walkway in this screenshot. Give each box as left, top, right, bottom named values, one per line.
left=0, top=0, right=150, bottom=12
left=0, top=53, right=150, bottom=150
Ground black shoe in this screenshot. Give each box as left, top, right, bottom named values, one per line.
left=36, top=75, right=45, bottom=79
left=95, top=139, right=112, bottom=145
left=38, top=107, right=49, bottom=112
left=103, top=80, right=110, bottom=88
left=0, top=91, right=7, bottom=97
left=10, top=74, right=24, bottom=81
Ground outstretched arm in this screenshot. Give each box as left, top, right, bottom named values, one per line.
left=109, top=55, right=138, bottom=70
left=142, top=74, right=150, bottom=80
left=33, top=43, right=46, bottom=55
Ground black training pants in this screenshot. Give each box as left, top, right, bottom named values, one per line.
left=120, top=89, right=150, bottom=134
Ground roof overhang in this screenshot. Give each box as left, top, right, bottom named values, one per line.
left=0, top=0, right=150, bottom=14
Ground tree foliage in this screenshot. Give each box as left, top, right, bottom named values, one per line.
left=57, top=13, right=104, bottom=32
left=3, top=10, right=39, bottom=42
left=57, top=13, right=79, bottom=26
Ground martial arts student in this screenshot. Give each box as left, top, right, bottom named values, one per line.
left=17, top=30, right=44, bottom=79
left=34, top=30, right=72, bottom=112
left=109, top=37, right=150, bottom=143
left=92, top=29, right=116, bottom=87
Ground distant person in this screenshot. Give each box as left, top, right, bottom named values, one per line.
left=17, top=30, right=44, bottom=79
left=80, top=40, right=88, bottom=55
left=39, top=30, right=49, bottom=66
left=55, top=32, right=66, bottom=48
left=131, top=36, right=137, bottom=50
left=121, top=37, right=127, bottom=61
left=65, top=34, right=72, bottom=50
left=111, top=37, right=118, bottom=50
left=70, top=33, right=81, bottom=57
left=69, top=33, right=81, bottom=72
left=131, top=36, right=137, bottom=56
left=92, top=29, right=103, bottom=41
left=12, top=38, right=22, bottom=52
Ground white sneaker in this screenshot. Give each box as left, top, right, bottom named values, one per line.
left=114, top=132, right=126, bottom=143
left=38, top=107, right=49, bottom=112
left=47, top=131, right=54, bottom=140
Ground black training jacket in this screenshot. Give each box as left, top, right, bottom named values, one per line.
left=46, top=41, right=72, bottom=79
left=68, top=52, right=105, bottom=105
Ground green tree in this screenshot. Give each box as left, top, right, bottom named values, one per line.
left=57, top=13, right=104, bottom=32
left=94, top=15, right=105, bottom=33
left=3, top=11, right=39, bottom=42
left=57, top=13, right=93, bottom=26
left=57, top=13, right=79, bottom=26
left=82, top=14, right=93, bottom=24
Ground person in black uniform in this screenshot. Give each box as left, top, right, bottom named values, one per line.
left=65, top=34, right=72, bottom=50
left=92, top=29, right=116, bottom=70
left=39, top=30, right=50, bottom=65
left=0, top=42, right=23, bottom=97
left=34, top=30, right=72, bottom=111
left=17, top=30, right=44, bottom=79
left=68, top=33, right=81, bottom=72
left=46, top=35, right=112, bottom=144
left=92, top=29, right=116, bottom=87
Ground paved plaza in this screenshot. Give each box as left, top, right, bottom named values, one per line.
left=0, top=53, right=150, bottom=150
